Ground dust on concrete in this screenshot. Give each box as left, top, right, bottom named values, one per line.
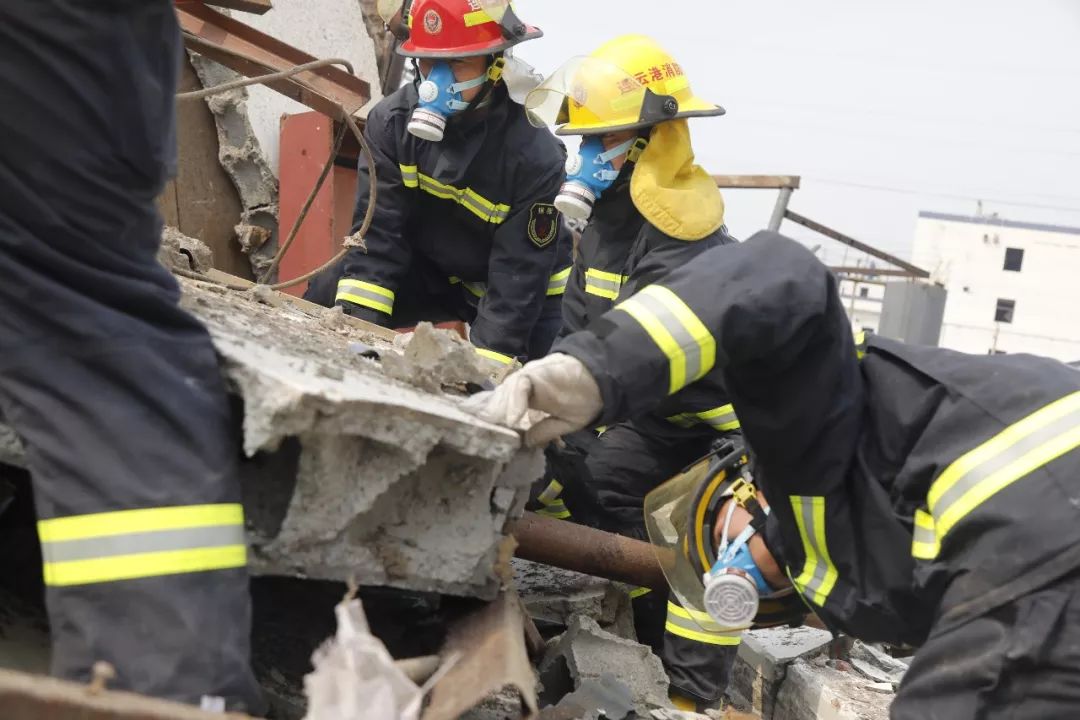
left=381, top=322, right=490, bottom=393
left=159, top=226, right=214, bottom=274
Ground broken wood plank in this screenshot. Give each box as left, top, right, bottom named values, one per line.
left=0, top=668, right=250, bottom=720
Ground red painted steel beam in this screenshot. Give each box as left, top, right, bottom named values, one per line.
left=175, top=1, right=371, bottom=119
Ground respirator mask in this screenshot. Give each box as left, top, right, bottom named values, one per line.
left=408, top=61, right=494, bottom=142
left=554, top=135, right=643, bottom=220
left=644, top=442, right=807, bottom=633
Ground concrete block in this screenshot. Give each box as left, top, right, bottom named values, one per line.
left=0, top=279, right=544, bottom=600
left=772, top=657, right=891, bottom=720
left=540, top=615, right=671, bottom=714
left=513, top=559, right=636, bottom=640
left=729, top=626, right=832, bottom=717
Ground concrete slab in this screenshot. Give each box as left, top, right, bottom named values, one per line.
left=0, top=278, right=543, bottom=600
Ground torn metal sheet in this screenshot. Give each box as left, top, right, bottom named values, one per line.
left=424, top=590, right=538, bottom=720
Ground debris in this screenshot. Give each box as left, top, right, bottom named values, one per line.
left=513, top=559, right=636, bottom=640
left=381, top=322, right=490, bottom=393
left=770, top=656, right=891, bottom=720
left=848, top=641, right=909, bottom=686
left=188, top=53, right=280, bottom=278
left=424, top=590, right=538, bottom=720
left=158, top=226, right=214, bottom=274
left=539, top=614, right=671, bottom=714
left=538, top=674, right=636, bottom=720
left=864, top=682, right=894, bottom=695
left=728, top=626, right=833, bottom=720
left=303, top=595, right=422, bottom=720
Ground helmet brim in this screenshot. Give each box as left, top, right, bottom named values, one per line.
left=557, top=102, right=725, bottom=136
left=398, top=25, right=542, bottom=58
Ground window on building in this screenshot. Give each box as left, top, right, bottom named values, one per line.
left=995, top=298, right=1015, bottom=324
left=858, top=286, right=869, bottom=298
left=1004, top=247, right=1024, bottom=272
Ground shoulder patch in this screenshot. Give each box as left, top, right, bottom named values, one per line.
left=528, top=203, right=560, bottom=248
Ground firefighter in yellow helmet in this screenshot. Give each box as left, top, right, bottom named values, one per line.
left=524, top=36, right=744, bottom=711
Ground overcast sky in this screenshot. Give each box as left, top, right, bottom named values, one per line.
left=514, top=0, right=1080, bottom=265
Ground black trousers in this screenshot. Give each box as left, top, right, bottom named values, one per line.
left=0, top=1, right=262, bottom=711
left=544, top=422, right=740, bottom=706
left=892, top=568, right=1080, bottom=720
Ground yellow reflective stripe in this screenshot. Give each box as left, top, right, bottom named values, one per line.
left=927, top=390, right=1080, bottom=543
left=854, top=329, right=867, bottom=360
left=463, top=9, right=496, bottom=26
left=399, top=163, right=419, bottom=188
left=536, top=505, right=571, bottom=520
left=44, top=546, right=247, bottom=587
left=614, top=285, right=716, bottom=395
left=38, top=504, right=243, bottom=543
left=584, top=268, right=627, bottom=300
left=414, top=173, right=510, bottom=224
left=790, top=496, right=839, bottom=607
left=336, top=278, right=395, bottom=315
left=667, top=404, right=740, bottom=432
left=697, top=404, right=740, bottom=431
left=665, top=602, right=743, bottom=645
left=911, top=509, right=939, bottom=560
left=38, top=503, right=248, bottom=587
left=537, top=480, right=563, bottom=505
left=548, top=266, right=571, bottom=297
left=629, top=587, right=652, bottom=599
left=476, top=347, right=514, bottom=365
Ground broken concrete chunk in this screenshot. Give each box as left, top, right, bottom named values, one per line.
left=159, top=226, right=214, bottom=274
left=848, top=641, right=909, bottom=686
left=188, top=52, right=279, bottom=278
left=539, top=615, right=671, bottom=714
left=513, top=559, right=636, bottom=641
left=538, top=674, right=636, bottom=720
left=729, top=626, right=833, bottom=719
left=381, top=322, right=489, bottom=393
left=771, top=657, right=891, bottom=720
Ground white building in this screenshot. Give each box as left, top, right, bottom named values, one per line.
left=911, top=211, right=1080, bottom=360
left=837, top=276, right=885, bottom=334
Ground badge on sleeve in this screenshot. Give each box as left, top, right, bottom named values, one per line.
left=528, top=203, right=560, bottom=248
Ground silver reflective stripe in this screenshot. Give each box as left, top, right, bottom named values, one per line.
left=41, top=524, right=245, bottom=564
left=630, top=290, right=705, bottom=386
left=336, top=285, right=394, bottom=313
left=790, top=496, right=838, bottom=606
left=932, top=403, right=1080, bottom=528
left=700, top=407, right=739, bottom=430
left=584, top=270, right=623, bottom=297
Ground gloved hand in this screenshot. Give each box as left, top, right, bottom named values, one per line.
left=461, top=353, right=603, bottom=447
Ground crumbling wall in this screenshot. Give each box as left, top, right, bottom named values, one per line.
left=186, top=0, right=383, bottom=279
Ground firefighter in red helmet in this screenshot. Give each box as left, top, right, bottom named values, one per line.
left=307, top=0, right=571, bottom=365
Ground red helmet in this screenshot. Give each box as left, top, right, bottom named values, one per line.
left=398, top=0, right=542, bottom=58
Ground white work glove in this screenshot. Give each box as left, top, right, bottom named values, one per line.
left=461, top=353, right=603, bottom=447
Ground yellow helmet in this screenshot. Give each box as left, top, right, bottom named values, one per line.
left=526, top=34, right=724, bottom=136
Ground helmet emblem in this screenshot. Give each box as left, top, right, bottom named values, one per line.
left=423, top=9, right=443, bottom=34
left=571, top=84, right=587, bottom=108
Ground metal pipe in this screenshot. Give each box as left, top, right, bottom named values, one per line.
left=509, top=512, right=669, bottom=590
left=768, top=187, right=793, bottom=232
left=785, top=209, right=930, bottom=279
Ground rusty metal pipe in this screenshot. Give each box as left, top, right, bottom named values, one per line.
left=509, top=512, right=669, bottom=590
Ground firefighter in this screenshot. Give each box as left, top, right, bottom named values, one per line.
left=305, top=0, right=572, bottom=364
left=522, top=35, right=743, bottom=710
left=469, top=230, right=1080, bottom=718
left=0, top=1, right=262, bottom=712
